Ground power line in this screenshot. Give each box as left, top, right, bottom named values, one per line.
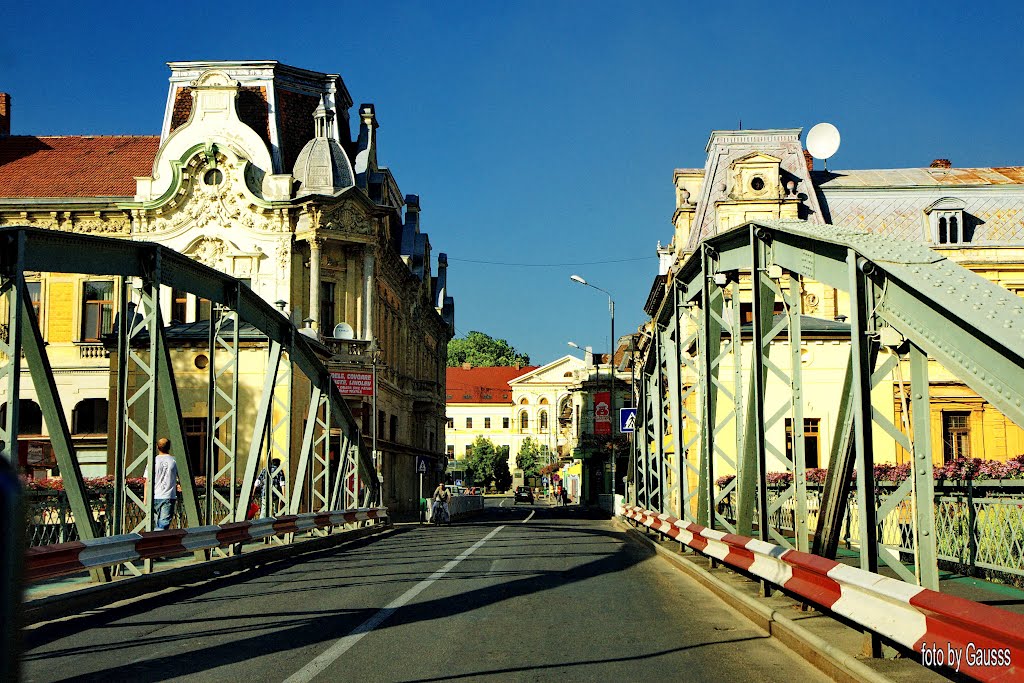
left=447, top=255, right=654, bottom=267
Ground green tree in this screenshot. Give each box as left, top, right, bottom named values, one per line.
left=466, top=436, right=497, bottom=488
left=447, top=331, right=530, bottom=368
left=516, top=437, right=542, bottom=479
left=493, top=449, right=513, bottom=492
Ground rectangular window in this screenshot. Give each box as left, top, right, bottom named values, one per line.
left=465, top=445, right=472, bottom=457
left=446, top=417, right=454, bottom=429
left=81, top=280, right=114, bottom=342
left=503, top=417, right=510, bottom=429
left=484, top=417, right=491, bottom=429
left=943, top=411, right=971, bottom=462
left=184, top=416, right=207, bottom=477
left=785, top=418, right=821, bottom=469
left=171, top=288, right=188, bottom=323
left=377, top=410, right=385, bottom=440
left=198, top=298, right=212, bottom=322
left=26, top=281, right=42, bottom=323
left=466, top=417, right=473, bottom=429
left=390, top=415, right=398, bottom=442
left=446, top=445, right=454, bottom=457
left=320, top=282, right=336, bottom=331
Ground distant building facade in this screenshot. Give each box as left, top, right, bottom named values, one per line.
left=0, top=61, right=454, bottom=513
left=445, top=356, right=585, bottom=488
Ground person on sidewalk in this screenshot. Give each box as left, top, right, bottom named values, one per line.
left=152, top=438, right=178, bottom=531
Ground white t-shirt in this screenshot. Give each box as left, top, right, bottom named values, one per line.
left=154, top=454, right=179, bottom=500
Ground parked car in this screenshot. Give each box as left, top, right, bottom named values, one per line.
left=514, top=486, right=534, bottom=504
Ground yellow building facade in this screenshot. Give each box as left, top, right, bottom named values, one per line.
left=651, top=128, right=1024, bottom=475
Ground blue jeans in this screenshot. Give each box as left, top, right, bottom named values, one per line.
left=153, top=498, right=175, bottom=531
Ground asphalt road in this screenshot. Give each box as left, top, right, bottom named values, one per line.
left=22, top=499, right=827, bottom=682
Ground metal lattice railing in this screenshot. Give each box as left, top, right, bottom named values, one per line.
left=717, top=481, right=1024, bottom=579
left=25, top=489, right=236, bottom=547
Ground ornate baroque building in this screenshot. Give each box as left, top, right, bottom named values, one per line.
left=0, top=61, right=455, bottom=512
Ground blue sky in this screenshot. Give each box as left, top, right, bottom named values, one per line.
left=4, top=1, right=1023, bottom=364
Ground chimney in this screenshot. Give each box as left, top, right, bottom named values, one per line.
left=434, top=252, right=448, bottom=309
left=930, top=158, right=952, bottom=169
left=0, top=93, right=10, bottom=136
left=803, top=149, right=813, bottom=172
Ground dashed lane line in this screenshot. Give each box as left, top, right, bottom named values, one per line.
left=283, top=524, right=506, bottom=683
left=523, top=510, right=535, bottom=523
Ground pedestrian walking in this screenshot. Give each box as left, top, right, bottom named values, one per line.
left=254, top=457, right=285, bottom=517
left=152, top=438, right=178, bottom=531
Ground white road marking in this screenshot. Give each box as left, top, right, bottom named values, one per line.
left=284, top=525, right=506, bottom=683
left=523, top=510, right=535, bottom=523
left=499, top=498, right=506, bottom=508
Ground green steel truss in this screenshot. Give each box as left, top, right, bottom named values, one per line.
left=633, top=219, right=1024, bottom=589
left=0, top=227, right=376, bottom=570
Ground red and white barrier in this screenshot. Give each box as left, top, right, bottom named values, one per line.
left=25, top=507, right=387, bottom=583
left=623, top=505, right=1024, bottom=683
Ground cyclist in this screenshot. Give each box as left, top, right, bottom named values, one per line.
left=431, top=481, right=451, bottom=525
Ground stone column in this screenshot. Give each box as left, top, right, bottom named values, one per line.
left=309, top=237, right=322, bottom=330
left=363, top=248, right=375, bottom=341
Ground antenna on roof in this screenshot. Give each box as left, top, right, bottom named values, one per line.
left=806, top=122, right=841, bottom=171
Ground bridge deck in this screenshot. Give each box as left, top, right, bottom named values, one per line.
left=23, top=501, right=828, bottom=682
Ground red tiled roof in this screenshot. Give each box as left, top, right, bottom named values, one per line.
left=0, top=135, right=159, bottom=198
left=446, top=366, right=538, bottom=404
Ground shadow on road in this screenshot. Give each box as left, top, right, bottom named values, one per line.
left=24, top=506, right=656, bottom=682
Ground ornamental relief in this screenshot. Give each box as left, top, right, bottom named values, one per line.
left=186, top=236, right=229, bottom=268
left=0, top=213, right=129, bottom=234
left=316, top=201, right=375, bottom=237
left=141, top=154, right=279, bottom=235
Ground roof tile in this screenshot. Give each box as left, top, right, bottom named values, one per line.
left=446, top=366, right=538, bottom=404
left=0, top=135, right=159, bottom=198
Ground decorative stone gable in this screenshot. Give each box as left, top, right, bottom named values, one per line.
left=727, top=152, right=784, bottom=201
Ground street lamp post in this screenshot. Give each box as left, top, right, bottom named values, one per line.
left=570, top=275, right=616, bottom=497
left=368, top=339, right=381, bottom=505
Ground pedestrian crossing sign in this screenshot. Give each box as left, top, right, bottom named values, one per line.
left=619, top=408, right=637, bottom=433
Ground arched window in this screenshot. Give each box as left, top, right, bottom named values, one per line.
left=539, top=397, right=549, bottom=405
left=72, top=398, right=108, bottom=435
left=539, top=410, right=548, bottom=431
left=949, top=216, right=959, bottom=243
left=0, top=400, right=43, bottom=435
left=520, top=411, right=529, bottom=430
left=519, top=398, right=529, bottom=405
left=938, top=217, right=948, bottom=244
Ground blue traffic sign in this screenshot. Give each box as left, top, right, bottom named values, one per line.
left=415, top=456, right=429, bottom=474
left=619, top=408, right=637, bottom=433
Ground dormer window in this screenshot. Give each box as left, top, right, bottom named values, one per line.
left=925, top=197, right=967, bottom=246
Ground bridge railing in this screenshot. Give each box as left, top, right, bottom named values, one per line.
left=714, top=480, right=1024, bottom=581
left=25, top=505, right=388, bottom=582
left=623, top=504, right=1024, bottom=683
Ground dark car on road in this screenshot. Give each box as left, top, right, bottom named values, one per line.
left=514, top=486, right=534, bottom=504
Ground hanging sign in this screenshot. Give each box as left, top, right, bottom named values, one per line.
left=331, top=371, right=374, bottom=396
left=594, top=391, right=611, bottom=435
